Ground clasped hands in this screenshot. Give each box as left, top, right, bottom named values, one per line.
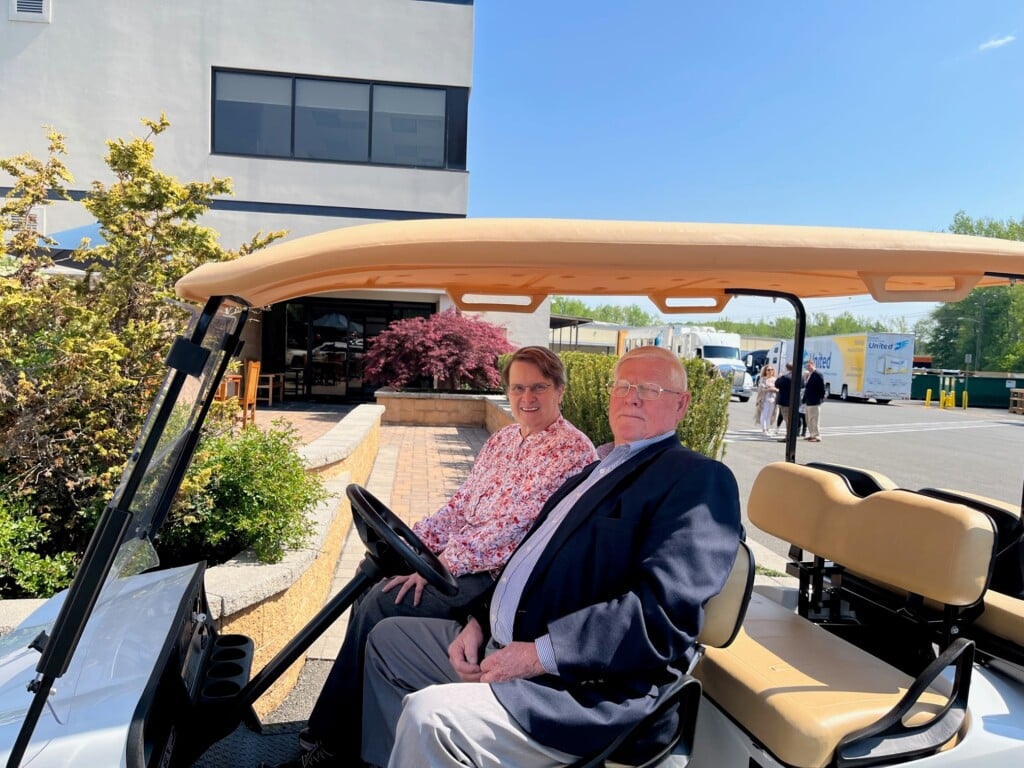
left=448, top=617, right=544, bottom=683
left=381, top=558, right=544, bottom=684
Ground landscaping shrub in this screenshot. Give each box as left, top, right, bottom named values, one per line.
left=364, top=309, right=514, bottom=391
left=0, top=497, right=77, bottom=599
left=0, top=118, right=291, bottom=598
left=158, top=421, right=329, bottom=567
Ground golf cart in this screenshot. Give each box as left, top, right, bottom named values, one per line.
left=2, top=219, right=1023, bottom=767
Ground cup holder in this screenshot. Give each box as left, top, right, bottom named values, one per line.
left=202, top=680, right=242, bottom=700
left=199, top=633, right=255, bottom=705
left=208, top=661, right=244, bottom=679
left=211, top=647, right=246, bottom=663
left=215, top=634, right=250, bottom=648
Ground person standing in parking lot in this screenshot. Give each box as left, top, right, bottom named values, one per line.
left=774, top=363, right=792, bottom=439
left=803, top=360, right=826, bottom=442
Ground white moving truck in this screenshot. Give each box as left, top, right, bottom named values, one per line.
left=767, top=332, right=915, bottom=403
left=623, top=325, right=756, bottom=401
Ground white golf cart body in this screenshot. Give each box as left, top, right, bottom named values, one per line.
left=1, top=219, right=1022, bottom=767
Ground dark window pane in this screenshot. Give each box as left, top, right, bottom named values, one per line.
left=295, top=79, right=370, bottom=162
left=214, top=72, right=292, bottom=157
left=371, top=85, right=445, bottom=167
left=445, top=87, right=469, bottom=171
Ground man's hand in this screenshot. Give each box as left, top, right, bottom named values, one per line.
left=381, top=572, right=428, bottom=606
left=479, top=642, right=545, bottom=683
left=448, top=617, right=485, bottom=682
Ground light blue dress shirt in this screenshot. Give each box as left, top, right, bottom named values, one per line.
left=489, top=430, right=677, bottom=674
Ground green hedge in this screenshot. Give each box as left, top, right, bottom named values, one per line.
left=157, top=420, right=329, bottom=567
left=501, top=351, right=731, bottom=459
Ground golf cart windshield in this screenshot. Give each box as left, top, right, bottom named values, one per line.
left=105, top=298, right=248, bottom=581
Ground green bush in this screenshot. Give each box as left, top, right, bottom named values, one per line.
left=678, top=357, right=732, bottom=459
left=0, top=119, right=286, bottom=598
left=553, top=352, right=731, bottom=459
left=157, top=420, right=329, bottom=567
left=0, top=497, right=77, bottom=598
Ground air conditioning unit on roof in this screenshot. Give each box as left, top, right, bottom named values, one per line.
left=9, top=0, right=51, bottom=23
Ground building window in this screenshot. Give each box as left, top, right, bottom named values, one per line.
left=213, top=69, right=467, bottom=170
left=213, top=72, right=292, bottom=157
left=295, top=79, right=370, bottom=163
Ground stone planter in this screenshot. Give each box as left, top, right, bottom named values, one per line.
left=375, top=389, right=514, bottom=432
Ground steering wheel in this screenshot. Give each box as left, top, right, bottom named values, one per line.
left=346, top=483, right=459, bottom=596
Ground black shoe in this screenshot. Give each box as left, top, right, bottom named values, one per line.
left=259, top=743, right=339, bottom=768
left=298, top=728, right=317, bottom=752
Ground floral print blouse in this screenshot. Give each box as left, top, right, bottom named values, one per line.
left=412, top=415, right=598, bottom=576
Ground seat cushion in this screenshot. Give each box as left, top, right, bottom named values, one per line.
left=694, top=594, right=952, bottom=768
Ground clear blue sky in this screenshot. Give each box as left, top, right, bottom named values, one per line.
left=466, top=2, right=1024, bottom=327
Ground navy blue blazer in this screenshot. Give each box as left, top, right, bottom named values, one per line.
left=482, top=435, right=742, bottom=763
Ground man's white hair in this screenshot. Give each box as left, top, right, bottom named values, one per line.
left=613, top=346, right=688, bottom=391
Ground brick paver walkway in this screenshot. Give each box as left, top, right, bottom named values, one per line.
left=304, top=423, right=490, bottom=662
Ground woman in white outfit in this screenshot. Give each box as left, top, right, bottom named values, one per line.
left=756, top=365, right=778, bottom=435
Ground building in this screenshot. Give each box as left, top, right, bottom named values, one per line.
left=1, top=0, right=546, bottom=400
left=549, top=316, right=624, bottom=355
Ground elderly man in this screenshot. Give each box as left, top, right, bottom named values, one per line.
left=360, top=346, right=742, bottom=768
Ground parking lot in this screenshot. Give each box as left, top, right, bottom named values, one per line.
left=721, top=397, right=1024, bottom=558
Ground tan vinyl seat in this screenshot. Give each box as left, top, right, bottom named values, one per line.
left=693, top=462, right=997, bottom=768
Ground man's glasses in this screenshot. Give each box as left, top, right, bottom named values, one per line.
left=606, top=380, right=682, bottom=400
left=507, top=383, right=554, bottom=396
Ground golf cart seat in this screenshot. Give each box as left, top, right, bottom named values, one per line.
left=914, top=489, right=1024, bottom=664
left=573, top=540, right=755, bottom=768
left=916, top=487, right=1024, bottom=598
left=693, top=462, right=997, bottom=768
left=804, top=462, right=898, bottom=498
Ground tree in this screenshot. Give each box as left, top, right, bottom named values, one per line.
left=0, top=117, right=288, bottom=595
left=919, top=212, right=1024, bottom=371
left=551, top=296, right=662, bottom=326
left=363, top=309, right=514, bottom=391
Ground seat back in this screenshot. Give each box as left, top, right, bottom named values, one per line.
left=698, top=540, right=755, bottom=650
left=570, top=541, right=754, bottom=768
left=918, top=487, right=1024, bottom=598
left=805, top=461, right=897, bottom=497
left=749, top=462, right=996, bottom=608
left=241, top=359, right=260, bottom=427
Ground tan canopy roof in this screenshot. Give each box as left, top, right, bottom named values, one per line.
left=175, top=218, right=1024, bottom=312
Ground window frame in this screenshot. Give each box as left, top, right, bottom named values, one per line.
left=211, top=68, right=468, bottom=171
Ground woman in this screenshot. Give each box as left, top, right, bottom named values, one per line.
left=756, top=364, right=779, bottom=435
left=280, top=346, right=598, bottom=768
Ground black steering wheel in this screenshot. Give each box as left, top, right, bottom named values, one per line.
left=346, top=483, right=459, bottom=596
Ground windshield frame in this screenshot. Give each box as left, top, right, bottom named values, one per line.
left=5, top=296, right=249, bottom=768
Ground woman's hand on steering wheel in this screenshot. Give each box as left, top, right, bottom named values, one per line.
left=382, top=553, right=451, bottom=606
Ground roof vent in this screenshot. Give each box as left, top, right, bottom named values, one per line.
left=9, top=0, right=51, bottom=23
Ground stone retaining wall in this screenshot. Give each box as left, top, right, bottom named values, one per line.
left=376, top=390, right=514, bottom=431
left=0, top=404, right=384, bottom=721
left=206, top=404, right=383, bottom=716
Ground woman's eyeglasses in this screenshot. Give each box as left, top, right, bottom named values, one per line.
left=606, top=380, right=682, bottom=400
left=507, top=383, right=554, bottom=395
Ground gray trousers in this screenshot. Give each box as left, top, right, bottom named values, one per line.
left=307, top=570, right=495, bottom=760
left=361, top=616, right=579, bottom=768
left=806, top=404, right=821, bottom=438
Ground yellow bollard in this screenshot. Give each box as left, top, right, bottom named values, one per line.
left=962, top=391, right=969, bottom=409
left=925, top=388, right=932, bottom=408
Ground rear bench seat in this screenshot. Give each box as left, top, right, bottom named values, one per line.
left=694, top=462, right=998, bottom=768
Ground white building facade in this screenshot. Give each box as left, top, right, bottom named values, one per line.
left=2, top=0, right=547, bottom=399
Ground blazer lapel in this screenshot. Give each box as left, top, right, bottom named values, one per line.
left=522, top=437, right=679, bottom=592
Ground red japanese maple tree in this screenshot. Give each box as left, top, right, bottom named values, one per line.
left=363, top=309, right=514, bottom=392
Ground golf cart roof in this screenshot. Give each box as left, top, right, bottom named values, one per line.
left=175, top=218, right=1024, bottom=311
